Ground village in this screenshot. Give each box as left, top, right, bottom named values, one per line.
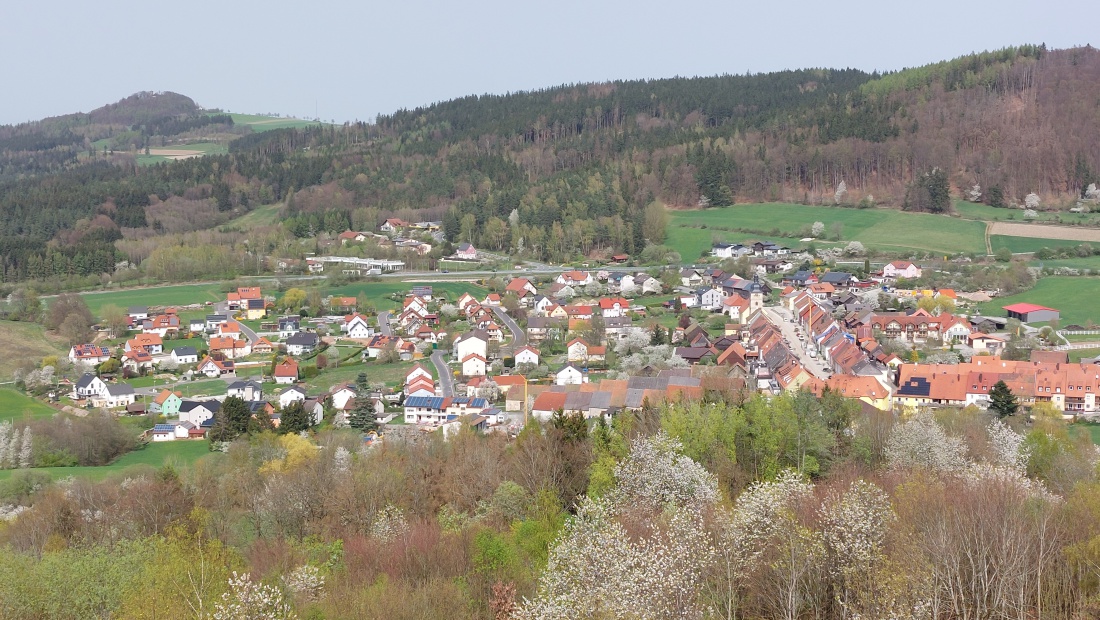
left=50, top=229, right=1098, bottom=446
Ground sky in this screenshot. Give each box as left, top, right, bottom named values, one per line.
left=0, top=0, right=1093, bottom=125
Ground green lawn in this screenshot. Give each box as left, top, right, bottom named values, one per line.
left=1071, top=422, right=1100, bottom=446
left=135, top=154, right=171, bottom=166
left=304, top=359, right=419, bottom=392
left=954, top=201, right=1100, bottom=225
left=977, top=277, right=1100, bottom=326
left=0, top=389, right=58, bottom=423
left=990, top=235, right=1087, bottom=254
left=1030, top=255, right=1100, bottom=271
left=327, top=281, right=487, bottom=309
left=669, top=204, right=988, bottom=258
left=225, top=203, right=283, bottom=228
left=667, top=223, right=805, bottom=262
left=1069, top=348, right=1100, bottom=362
left=0, top=440, right=217, bottom=482
left=224, top=113, right=326, bottom=133
left=78, top=284, right=225, bottom=316
left=0, top=321, right=68, bottom=378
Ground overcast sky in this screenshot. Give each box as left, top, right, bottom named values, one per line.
left=1, top=0, right=1093, bottom=125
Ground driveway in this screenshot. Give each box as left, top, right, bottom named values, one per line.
left=430, top=350, right=454, bottom=397
left=377, top=311, right=394, bottom=336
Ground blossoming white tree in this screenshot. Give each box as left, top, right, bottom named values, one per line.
left=612, top=431, right=719, bottom=511
left=968, top=184, right=982, bottom=202
left=834, top=181, right=847, bottom=204
left=1025, top=192, right=1041, bottom=209
left=885, top=410, right=967, bottom=472
left=812, top=221, right=825, bottom=237
left=212, top=572, right=296, bottom=620
left=986, top=419, right=1029, bottom=473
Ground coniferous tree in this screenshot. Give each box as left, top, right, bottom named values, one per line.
left=347, top=373, right=378, bottom=433
left=279, top=401, right=313, bottom=435
left=209, top=396, right=251, bottom=443
left=989, top=380, right=1019, bottom=418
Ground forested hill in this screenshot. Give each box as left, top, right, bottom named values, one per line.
left=2, top=44, right=1099, bottom=285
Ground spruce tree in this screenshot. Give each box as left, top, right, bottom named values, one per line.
left=347, top=373, right=378, bottom=433
left=989, top=380, right=1019, bottom=418
left=279, top=401, right=312, bottom=435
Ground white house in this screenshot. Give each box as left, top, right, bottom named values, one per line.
left=69, top=344, right=112, bottom=365
left=227, top=380, right=263, bottom=401
left=680, top=269, right=704, bottom=287
left=285, top=332, right=320, bottom=356
left=456, top=243, right=477, bottom=260
left=278, top=317, right=301, bottom=339
left=273, top=359, right=299, bottom=384
left=196, top=357, right=233, bottom=378
left=93, top=383, right=136, bottom=409
left=343, top=313, right=373, bottom=339
left=462, top=353, right=488, bottom=377
left=171, top=346, right=199, bottom=365
left=698, top=288, right=727, bottom=311
left=883, top=261, right=922, bottom=280
left=711, top=242, right=749, bottom=259
left=406, top=364, right=433, bottom=385
left=178, top=400, right=219, bottom=427
left=598, top=297, right=630, bottom=318
left=556, top=270, right=592, bottom=287
left=453, top=330, right=489, bottom=362
left=73, top=373, right=107, bottom=400
left=278, top=386, right=308, bottom=409
left=514, top=345, right=540, bottom=366
left=555, top=363, right=587, bottom=386
left=128, top=306, right=150, bottom=322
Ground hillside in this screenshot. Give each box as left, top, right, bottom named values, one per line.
left=1, top=45, right=1098, bottom=285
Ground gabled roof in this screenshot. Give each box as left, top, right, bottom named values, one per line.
left=286, top=332, right=319, bottom=345
left=1003, top=302, right=1058, bottom=314
left=274, top=358, right=300, bottom=377
left=173, top=346, right=198, bottom=357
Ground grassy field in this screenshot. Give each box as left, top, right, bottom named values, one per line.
left=225, top=203, right=284, bottom=228
left=304, top=359, right=419, bottom=392
left=1069, top=348, right=1100, bottom=363
left=0, top=440, right=217, bottom=482
left=667, top=223, right=806, bottom=262
left=0, top=321, right=68, bottom=378
left=668, top=204, right=988, bottom=258
left=225, top=113, right=325, bottom=133
left=977, top=277, right=1100, bottom=326
left=954, top=201, right=1100, bottom=225
left=77, top=283, right=225, bottom=316
left=1030, top=255, right=1100, bottom=271
left=990, top=235, right=1087, bottom=254
left=0, top=389, right=59, bottom=423
left=327, top=281, right=488, bottom=309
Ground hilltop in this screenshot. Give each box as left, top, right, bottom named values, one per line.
left=0, top=44, right=1099, bottom=285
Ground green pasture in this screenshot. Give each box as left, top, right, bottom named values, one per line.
left=327, top=281, right=487, bottom=309
left=990, top=236, right=1087, bottom=254
left=0, top=321, right=67, bottom=378
left=954, top=201, right=1100, bottom=225
left=78, top=284, right=225, bottom=316
left=225, top=113, right=325, bottom=132
left=0, top=389, right=59, bottom=423
left=669, top=204, right=987, bottom=257
left=0, top=440, right=217, bottom=482
left=976, top=277, right=1100, bottom=326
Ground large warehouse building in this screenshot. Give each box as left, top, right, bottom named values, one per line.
left=1003, top=303, right=1060, bottom=324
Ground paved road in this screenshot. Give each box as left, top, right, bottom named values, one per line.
left=430, top=350, right=454, bottom=397
left=214, top=302, right=259, bottom=344
left=492, top=306, right=526, bottom=348
left=764, top=306, right=832, bottom=380
left=377, top=311, right=394, bottom=336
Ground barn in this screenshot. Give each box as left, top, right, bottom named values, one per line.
left=1003, top=303, right=1060, bottom=324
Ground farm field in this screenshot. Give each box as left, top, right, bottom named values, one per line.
left=77, top=283, right=225, bottom=316
left=0, top=321, right=67, bottom=378
left=990, top=236, right=1087, bottom=254
left=976, top=277, right=1100, bottom=326
left=954, top=201, right=1100, bottom=225
left=0, top=440, right=217, bottom=482
left=225, top=113, right=324, bottom=132
left=225, top=203, right=283, bottom=228
left=1031, top=255, right=1100, bottom=271
left=327, top=281, right=487, bottom=309
left=668, top=204, right=988, bottom=257
left=0, top=388, right=59, bottom=423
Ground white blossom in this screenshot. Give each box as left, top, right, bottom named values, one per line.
left=0, top=422, right=10, bottom=469
left=332, top=446, right=351, bottom=473
left=885, top=410, right=967, bottom=472
left=19, top=428, right=32, bottom=468
left=615, top=345, right=688, bottom=377
left=1086, top=183, right=1100, bottom=202
left=1023, top=208, right=1038, bottom=219
left=967, top=184, right=982, bottom=202
left=844, top=241, right=866, bottom=256
left=834, top=181, right=848, bottom=204
left=370, top=504, right=409, bottom=543
left=820, top=480, right=894, bottom=580
left=811, top=221, right=825, bottom=237
left=614, top=327, right=652, bottom=356
left=8, top=427, right=21, bottom=470
left=1024, top=192, right=1041, bottom=209
left=724, top=469, right=814, bottom=573
left=212, top=572, right=297, bottom=620
left=986, top=419, right=1029, bottom=473
left=282, top=565, right=324, bottom=601
left=612, top=431, right=719, bottom=511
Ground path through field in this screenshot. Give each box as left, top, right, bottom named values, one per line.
left=989, top=222, right=1100, bottom=243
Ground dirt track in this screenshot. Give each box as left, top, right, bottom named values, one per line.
left=989, top=222, right=1100, bottom=242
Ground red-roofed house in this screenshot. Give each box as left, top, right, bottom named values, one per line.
left=273, top=358, right=299, bottom=384
left=882, top=261, right=922, bottom=279
left=1003, top=303, right=1060, bottom=323
left=462, top=353, right=487, bottom=377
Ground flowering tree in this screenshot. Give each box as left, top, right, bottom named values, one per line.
left=612, top=432, right=719, bottom=511
left=1025, top=192, right=1041, bottom=209
left=885, top=410, right=967, bottom=472
left=968, top=184, right=982, bottom=202
left=282, top=565, right=324, bottom=602
left=834, top=181, right=847, bottom=204
left=820, top=480, right=899, bottom=617
left=614, top=327, right=652, bottom=356
left=369, top=504, right=409, bottom=543
left=212, top=572, right=296, bottom=620
left=812, top=221, right=825, bottom=237
left=1086, top=183, right=1100, bottom=202
left=844, top=241, right=866, bottom=256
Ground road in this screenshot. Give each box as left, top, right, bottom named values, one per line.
left=764, top=307, right=833, bottom=380
left=214, top=302, right=259, bottom=344
left=492, top=307, right=526, bottom=348
left=430, top=350, right=454, bottom=397
left=377, top=311, right=393, bottom=336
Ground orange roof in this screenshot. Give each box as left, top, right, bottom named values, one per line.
left=153, top=389, right=183, bottom=405
left=533, top=391, right=567, bottom=412
left=461, top=353, right=487, bottom=363
left=237, top=287, right=262, bottom=300
left=332, top=296, right=357, bottom=307
left=274, top=358, right=299, bottom=377
left=129, top=333, right=163, bottom=346
left=209, top=336, right=247, bottom=350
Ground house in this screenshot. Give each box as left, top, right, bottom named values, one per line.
left=69, top=344, right=112, bottom=365
left=784, top=271, right=818, bottom=287
left=485, top=322, right=504, bottom=341
left=205, top=314, right=228, bottom=332
left=611, top=253, right=630, bottom=263
left=244, top=298, right=267, bottom=320
left=343, top=314, right=373, bottom=339
left=675, top=347, right=715, bottom=365
left=532, top=391, right=568, bottom=420
left=598, top=297, right=630, bottom=318
left=273, top=358, right=300, bottom=384
left=403, top=396, right=489, bottom=426
left=555, top=363, right=587, bottom=386
left=196, top=356, right=234, bottom=378
left=1003, top=303, right=1060, bottom=324
left=635, top=274, right=663, bottom=295
left=122, top=348, right=155, bottom=373
left=680, top=269, right=704, bottom=287
left=217, top=321, right=243, bottom=339
left=380, top=218, right=408, bottom=233
left=564, top=305, right=594, bottom=321
left=723, top=296, right=752, bottom=323
left=189, top=319, right=206, bottom=333
left=556, top=270, right=592, bottom=287
left=406, top=375, right=436, bottom=398
left=462, top=353, right=488, bottom=377
left=278, top=386, right=308, bottom=409
left=883, top=261, right=922, bottom=280
left=126, top=333, right=164, bottom=355
left=482, top=293, right=502, bottom=307
left=807, top=283, right=836, bottom=301
left=330, top=296, right=359, bottom=313
left=141, top=314, right=181, bottom=337
left=172, top=346, right=199, bottom=365
left=94, top=383, right=136, bottom=409
left=456, top=243, right=477, bottom=260
left=151, top=424, right=177, bottom=442
left=285, top=332, right=320, bottom=356
left=514, top=345, right=540, bottom=366
left=819, top=272, right=856, bottom=287
left=178, top=400, right=220, bottom=427
left=128, top=306, right=150, bottom=322
left=73, top=373, right=107, bottom=400
left=208, top=336, right=251, bottom=360
left=330, top=385, right=358, bottom=411
left=251, top=337, right=275, bottom=355
left=525, top=316, right=564, bottom=341
left=276, top=316, right=302, bottom=340
left=363, top=335, right=398, bottom=359
left=227, top=287, right=262, bottom=311
left=152, top=390, right=183, bottom=416
left=711, top=242, right=750, bottom=259
left=454, top=330, right=489, bottom=362
left=968, top=332, right=1006, bottom=354
left=567, top=339, right=606, bottom=363
left=227, top=380, right=263, bottom=401
left=697, top=288, right=727, bottom=311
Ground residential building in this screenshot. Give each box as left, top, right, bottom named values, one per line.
left=274, top=358, right=299, bottom=384
left=125, top=333, right=163, bottom=355
left=514, top=345, right=540, bottom=366
left=343, top=313, right=373, bottom=339
left=196, top=356, right=234, bottom=378
left=285, top=332, right=320, bottom=356
left=882, top=261, right=922, bottom=279
left=278, top=386, right=308, bottom=409
left=227, top=380, right=263, bottom=401
left=152, top=390, right=183, bottom=416
left=403, top=396, right=489, bottom=425
left=453, top=329, right=489, bottom=362
left=456, top=243, right=477, bottom=260
left=73, top=373, right=108, bottom=400
left=172, top=346, right=199, bottom=365
left=555, top=363, right=587, bottom=385
left=178, top=400, right=220, bottom=427
left=462, top=353, right=488, bottom=377
left=69, top=344, right=111, bottom=365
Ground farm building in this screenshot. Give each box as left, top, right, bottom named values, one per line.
left=1003, top=303, right=1060, bottom=324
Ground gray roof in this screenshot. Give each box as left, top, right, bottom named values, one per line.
left=820, top=271, right=854, bottom=284
left=128, top=306, right=148, bottom=314
left=106, top=383, right=135, bottom=396
left=174, top=346, right=198, bottom=357
left=179, top=400, right=220, bottom=413
left=286, top=332, right=319, bottom=346
left=228, top=380, right=262, bottom=391
left=75, top=373, right=99, bottom=389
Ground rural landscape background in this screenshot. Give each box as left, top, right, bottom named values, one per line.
left=1, top=42, right=1100, bottom=618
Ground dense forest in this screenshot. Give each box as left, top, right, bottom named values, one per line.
left=2, top=44, right=1099, bottom=284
